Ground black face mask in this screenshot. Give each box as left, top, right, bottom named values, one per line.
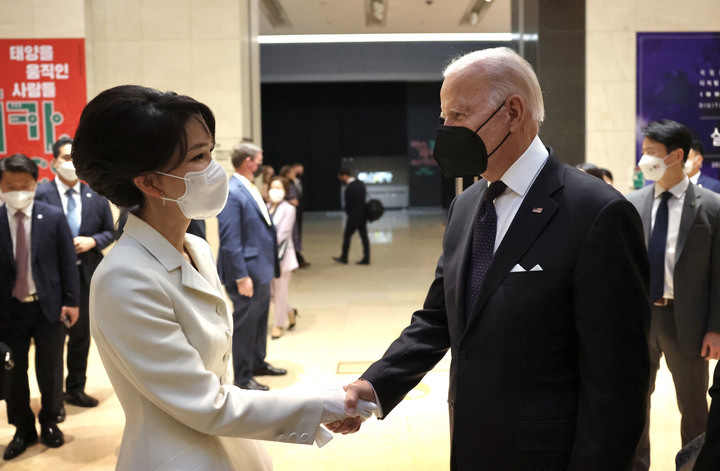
left=433, top=99, right=511, bottom=178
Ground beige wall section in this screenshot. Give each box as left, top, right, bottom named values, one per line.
left=586, top=0, right=720, bottom=192
left=0, top=0, right=85, bottom=37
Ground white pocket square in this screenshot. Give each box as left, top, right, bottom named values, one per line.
left=510, top=263, right=543, bottom=273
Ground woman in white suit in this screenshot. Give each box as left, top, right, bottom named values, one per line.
left=268, top=176, right=298, bottom=339
left=71, top=85, right=375, bottom=470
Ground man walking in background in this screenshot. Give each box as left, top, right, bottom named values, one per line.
left=333, top=168, right=369, bottom=265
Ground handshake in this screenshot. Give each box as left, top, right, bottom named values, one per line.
left=321, top=380, right=378, bottom=435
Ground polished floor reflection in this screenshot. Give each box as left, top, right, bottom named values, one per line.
left=0, top=209, right=711, bottom=471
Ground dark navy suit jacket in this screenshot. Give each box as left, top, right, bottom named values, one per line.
left=0, top=201, right=79, bottom=322
left=698, top=174, right=720, bottom=194
left=217, top=175, right=278, bottom=289
left=35, top=180, right=115, bottom=282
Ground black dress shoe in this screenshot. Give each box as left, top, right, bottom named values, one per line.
left=56, top=406, right=66, bottom=423
left=253, top=363, right=287, bottom=376
left=40, top=424, right=64, bottom=448
left=236, top=378, right=269, bottom=391
left=288, top=308, right=298, bottom=330
left=64, top=391, right=99, bottom=408
left=332, top=256, right=347, bottom=264
left=3, top=430, right=38, bottom=460
left=356, top=259, right=370, bottom=265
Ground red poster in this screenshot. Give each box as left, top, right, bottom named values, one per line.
left=0, top=38, right=86, bottom=182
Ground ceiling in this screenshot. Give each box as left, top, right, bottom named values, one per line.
left=258, top=0, right=512, bottom=36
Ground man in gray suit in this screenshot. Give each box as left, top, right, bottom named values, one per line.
left=626, top=119, right=720, bottom=471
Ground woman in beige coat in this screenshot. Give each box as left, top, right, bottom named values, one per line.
left=71, top=85, right=375, bottom=470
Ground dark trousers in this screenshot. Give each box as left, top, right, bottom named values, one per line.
left=227, top=279, right=270, bottom=385
left=65, top=270, right=91, bottom=394
left=0, top=300, right=65, bottom=432
left=341, top=220, right=369, bottom=261
left=633, top=303, right=709, bottom=471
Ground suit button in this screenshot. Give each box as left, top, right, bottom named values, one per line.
left=225, top=328, right=232, bottom=337
left=300, top=433, right=309, bottom=443
left=449, top=399, right=455, bottom=409
left=216, top=304, right=224, bottom=314
left=459, top=350, right=468, bottom=360
left=223, top=352, right=230, bottom=362
left=289, top=432, right=298, bottom=442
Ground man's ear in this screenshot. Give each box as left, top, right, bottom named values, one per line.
left=669, top=148, right=685, bottom=166
left=505, top=94, right=526, bottom=133
left=133, top=173, right=164, bottom=199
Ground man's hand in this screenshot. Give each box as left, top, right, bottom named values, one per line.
left=73, top=236, right=97, bottom=254
left=237, top=277, right=253, bottom=297
left=61, top=306, right=79, bottom=327
left=702, top=331, right=720, bottom=360
left=325, top=380, right=377, bottom=435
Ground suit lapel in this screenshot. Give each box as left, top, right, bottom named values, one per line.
left=182, top=235, right=225, bottom=299
left=675, top=183, right=699, bottom=262
left=635, top=186, right=654, bottom=246
left=464, top=157, right=562, bottom=331
left=234, top=178, right=271, bottom=227
left=80, top=182, right=92, bottom=233
left=30, top=203, right=45, bottom=264
left=454, top=184, right=485, bottom=323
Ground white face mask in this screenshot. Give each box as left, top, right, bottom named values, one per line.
left=638, top=153, right=672, bottom=182
left=156, top=160, right=229, bottom=219
left=268, top=188, right=285, bottom=204
left=55, top=160, right=77, bottom=181
left=1, top=190, right=35, bottom=211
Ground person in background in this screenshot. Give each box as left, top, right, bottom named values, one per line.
left=71, top=85, right=376, bottom=470
left=36, top=137, right=115, bottom=419
left=330, top=47, right=650, bottom=470
left=575, top=162, right=604, bottom=180
left=291, top=163, right=310, bottom=268
left=267, top=176, right=299, bottom=340
left=0, top=154, right=79, bottom=460
left=625, top=119, right=720, bottom=471
left=217, top=143, right=287, bottom=391
left=257, top=165, right=275, bottom=203
left=685, top=140, right=720, bottom=193
left=332, top=169, right=369, bottom=265
left=600, top=167, right=614, bottom=185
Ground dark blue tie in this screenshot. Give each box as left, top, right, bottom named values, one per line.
left=66, top=188, right=80, bottom=237
left=465, top=180, right=507, bottom=320
left=648, top=191, right=672, bottom=303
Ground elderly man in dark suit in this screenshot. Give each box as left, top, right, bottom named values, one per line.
left=217, top=142, right=286, bottom=392
left=36, top=137, right=116, bottom=414
left=330, top=47, right=651, bottom=471
left=0, top=154, right=79, bottom=460
left=625, top=120, right=720, bottom=471
left=333, top=168, right=369, bottom=265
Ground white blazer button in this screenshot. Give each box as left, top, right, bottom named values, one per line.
left=300, top=433, right=309, bottom=443
left=225, top=328, right=232, bottom=337
left=289, top=432, right=298, bottom=442
left=223, top=352, right=230, bottom=362
left=216, top=304, right=223, bottom=314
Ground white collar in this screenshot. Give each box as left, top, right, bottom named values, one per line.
left=55, top=177, right=81, bottom=195
left=654, top=176, right=689, bottom=199
left=498, top=135, right=549, bottom=197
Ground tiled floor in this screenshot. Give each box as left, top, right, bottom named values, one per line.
left=0, top=209, right=712, bottom=470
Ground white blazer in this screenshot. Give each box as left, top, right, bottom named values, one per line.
left=268, top=201, right=298, bottom=273
left=90, top=214, right=325, bottom=470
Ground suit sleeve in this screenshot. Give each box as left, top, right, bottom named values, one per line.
left=90, top=198, right=117, bottom=250
left=568, top=197, right=651, bottom=469
left=91, top=264, right=324, bottom=442
left=704, top=197, right=720, bottom=334
left=217, top=192, right=249, bottom=282
left=56, top=211, right=80, bottom=307
left=694, top=362, right=720, bottom=470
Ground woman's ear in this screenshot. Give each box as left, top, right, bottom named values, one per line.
left=505, top=94, right=526, bottom=133
left=133, top=173, right=164, bottom=199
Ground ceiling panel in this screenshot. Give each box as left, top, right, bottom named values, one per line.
left=259, top=0, right=511, bottom=35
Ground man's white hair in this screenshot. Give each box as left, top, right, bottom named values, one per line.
left=443, top=47, right=545, bottom=124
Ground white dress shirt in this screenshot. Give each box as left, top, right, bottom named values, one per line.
left=5, top=201, right=37, bottom=295
left=54, top=178, right=83, bottom=221
left=234, top=173, right=271, bottom=225
left=492, top=135, right=550, bottom=251
left=651, top=177, right=688, bottom=300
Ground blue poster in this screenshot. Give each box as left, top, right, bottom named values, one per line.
left=637, top=32, right=720, bottom=178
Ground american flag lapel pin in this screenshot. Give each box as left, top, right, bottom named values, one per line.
left=532, top=207, right=543, bottom=213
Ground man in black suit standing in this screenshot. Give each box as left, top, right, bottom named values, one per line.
left=0, top=154, right=79, bottom=460
left=333, top=169, right=369, bottom=265
left=36, top=137, right=116, bottom=413
left=624, top=120, right=720, bottom=471
left=685, top=140, right=720, bottom=193
left=330, top=47, right=651, bottom=470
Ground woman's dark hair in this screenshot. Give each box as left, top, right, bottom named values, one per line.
left=72, top=85, right=215, bottom=208
left=270, top=175, right=290, bottom=194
